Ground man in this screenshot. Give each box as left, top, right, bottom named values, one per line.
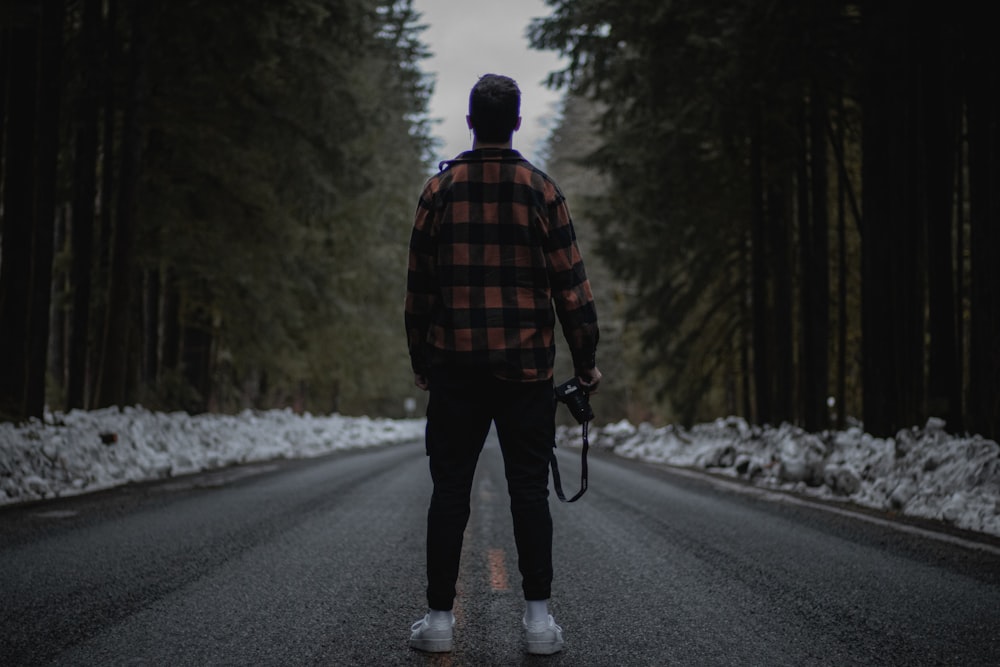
left=405, top=73, right=601, bottom=656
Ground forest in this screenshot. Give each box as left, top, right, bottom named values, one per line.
left=536, top=0, right=998, bottom=440
left=1, top=1, right=998, bottom=442
left=1, top=0, right=432, bottom=419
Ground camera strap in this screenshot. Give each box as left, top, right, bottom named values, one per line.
left=550, top=421, right=589, bottom=502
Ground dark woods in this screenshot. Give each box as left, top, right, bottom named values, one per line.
left=2, top=0, right=998, bottom=443
left=533, top=0, right=998, bottom=440
left=0, top=0, right=432, bottom=420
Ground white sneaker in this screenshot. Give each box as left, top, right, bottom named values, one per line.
left=409, top=613, right=455, bottom=652
left=523, top=614, right=564, bottom=655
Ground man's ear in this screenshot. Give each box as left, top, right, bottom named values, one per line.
left=466, top=115, right=473, bottom=129
left=514, top=116, right=522, bottom=132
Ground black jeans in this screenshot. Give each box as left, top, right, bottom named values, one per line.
left=423, top=367, right=556, bottom=611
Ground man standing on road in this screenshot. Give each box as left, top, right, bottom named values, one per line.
left=404, top=73, right=601, bottom=656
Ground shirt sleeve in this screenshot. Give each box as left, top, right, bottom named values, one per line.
left=404, top=187, right=438, bottom=376
left=543, top=193, right=600, bottom=374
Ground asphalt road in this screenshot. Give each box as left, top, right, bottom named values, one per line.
left=2, top=432, right=999, bottom=666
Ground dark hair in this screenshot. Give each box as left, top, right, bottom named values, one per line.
left=468, top=74, right=521, bottom=143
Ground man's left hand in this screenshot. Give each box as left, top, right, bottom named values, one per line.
left=579, top=366, right=603, bottom=393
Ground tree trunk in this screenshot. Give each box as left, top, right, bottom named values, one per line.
left=50, top=207, right=68, bottom=394
left=160, top=268, right=181, bottom=377
left=0, top=16, right=39, bottom=420
left=95, top=0, right=146, bottom=407
left=835, top=101, right=849, bottom=429
left=965, top=6, right=1000, bottom=441
left=954, top=110, right=966, bottom=428
left=923, top=13, right=961, bottom=433
left=800, top=82, right=830, bottom=432
left=0, top=30, right=6, bottom=168
left=768, top=179, right=795, bottom=425
left=143, top=269, right=161, bottom=386
left=796, top=103, right=813, bottom=426
left=89, top=0, right=117, bottom=404
left=181, top=301, right=213, bottom=414
left=861, top=0, right=927, bottom=436
left=25, top=0, right=65, bottom=418
left=749, top=117, right=771, bottom=424
left=741, top=230, right=753, bottom=419
left=67, top=0, right=103, bottom=410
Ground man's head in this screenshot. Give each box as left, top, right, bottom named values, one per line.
left=467, top=74, right=522, bottom=144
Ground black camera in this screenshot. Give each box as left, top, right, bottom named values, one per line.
left=555, top=377, right=593, bottom=424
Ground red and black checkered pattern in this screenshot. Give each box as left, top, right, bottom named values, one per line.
left=405, top=149, right=599, bottom=382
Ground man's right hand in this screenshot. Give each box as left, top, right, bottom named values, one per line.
left=578, top=366, right=603, bottom=393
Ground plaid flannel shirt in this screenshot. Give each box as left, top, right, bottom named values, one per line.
left=405, top=148, right=599, bottom=382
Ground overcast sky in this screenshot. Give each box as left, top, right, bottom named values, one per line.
left=411, top=0, right=568, bottom=168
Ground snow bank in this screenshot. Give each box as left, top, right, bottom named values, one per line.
left=3, top=406, right=998, bottom=540
left=559, top=416, right=1000, bottom=538
left=0, top=406, right=425, bottom=506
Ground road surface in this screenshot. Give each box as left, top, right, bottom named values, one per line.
left=2, top=432, right=999, bottom=665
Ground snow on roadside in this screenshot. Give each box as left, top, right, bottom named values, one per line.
left=558, top=416, right=1000, bottom=538
left=0, top=406, right=425, bottom=507
left=3, top=406, right=999, bottom=541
